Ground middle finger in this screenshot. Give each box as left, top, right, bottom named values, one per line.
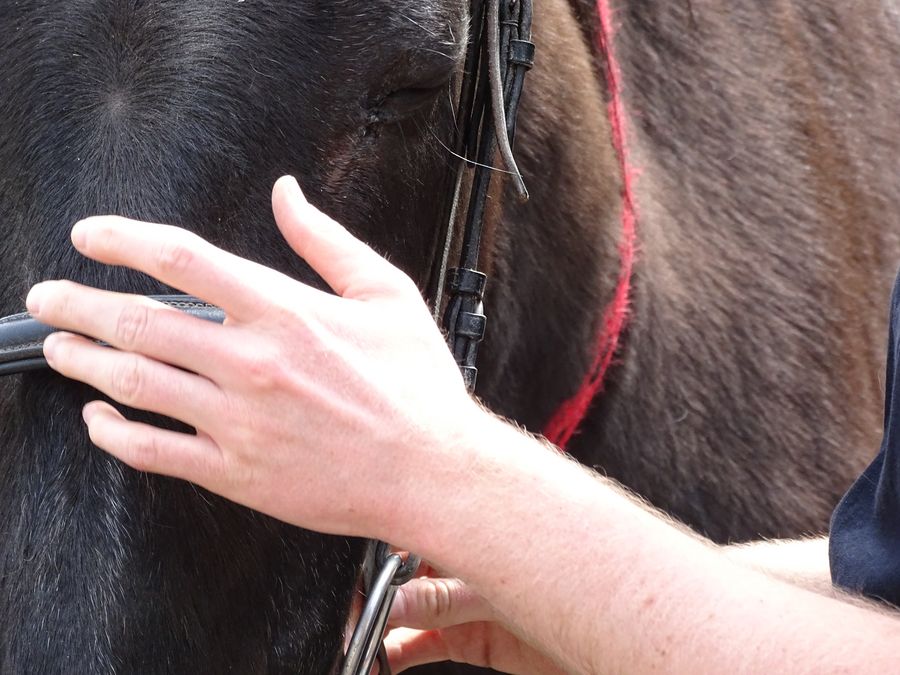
left=29, top=282, right=231, bottom=378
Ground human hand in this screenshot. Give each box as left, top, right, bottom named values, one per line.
left=25, top=176, right=482, bottom=540
left=385, top=566, right=565, bottom=674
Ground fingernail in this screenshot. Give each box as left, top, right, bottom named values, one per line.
left=71, top=220, right=88, bottom=250
left=42, top=332, right=59, bottom=363
left=284, top=175, right=307, bottom=205
left=82, top=402, right=100, bottom=425
left=26, top=283, right=46, bottom=316
left=43, top=331, right=76, bottom=365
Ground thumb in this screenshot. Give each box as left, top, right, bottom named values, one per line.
left=271, top=175, right=417, bottom=301
left=389, top=577, right=495, bottom=630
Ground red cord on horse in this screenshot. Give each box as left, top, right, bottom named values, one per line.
left=543, top=0, right=639, bottom=450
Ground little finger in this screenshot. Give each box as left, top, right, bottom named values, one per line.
left=82, top=401, right=223, bottom=485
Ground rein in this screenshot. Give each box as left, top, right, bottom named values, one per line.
left=430, top=0, right=534, bottom=390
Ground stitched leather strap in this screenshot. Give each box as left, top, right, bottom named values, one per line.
left=0, top=295, right=225, bottom=376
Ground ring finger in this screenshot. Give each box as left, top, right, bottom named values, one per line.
left=44, top=331, right=225, bottom=431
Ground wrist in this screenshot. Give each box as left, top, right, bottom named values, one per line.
left=386, top=405, right=570, bottom=573
left=376, top=397, right=502, bottom=549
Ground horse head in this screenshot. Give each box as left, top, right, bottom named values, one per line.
left=0, top=1, right=486, bottom=672
left=7, top=1, right=895, bottom=673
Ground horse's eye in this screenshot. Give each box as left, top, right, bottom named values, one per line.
left=369, top=78, right=450, bottom=125
left=372, top=82, right=449, bottom=123
left=368, top=50, right=457, bottom=126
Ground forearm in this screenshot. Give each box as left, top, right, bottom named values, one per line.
left=392, top=413, right=900, bottom=674
left=40, top=185, right=900, bottom=673
left=723, top=537, right=834, bottom=595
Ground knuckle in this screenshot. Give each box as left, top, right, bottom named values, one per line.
left=391, top=274, right=423, bottom=302
left=115, top=303, right=152, bottom=349
left=243, top=350, right=286, bottom=391
left=258, top=300, right=296, bottom=330
left=420, top=578, right=457, bottom=620
left=125, top=431, right=159, bottom=473
left=47, top=280, right=78, bottom=319
left=218, top=397, right=254, bottom=446
left=111, top=356, right=145, bottom=405
left=156, top=238, right=196, bottom=276
left=478, top=631, right=497, bottom=671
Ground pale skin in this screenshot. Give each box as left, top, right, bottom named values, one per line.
left=25, top=176, right=900, bottom=673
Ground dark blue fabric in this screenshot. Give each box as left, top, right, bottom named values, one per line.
left=830, top=270, right=900, bottom=605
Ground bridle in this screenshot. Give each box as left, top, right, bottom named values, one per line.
left=0, top=0, right=534, bottom=671
left=348, top=0, right=534, bottom=670
left=431, top=0, right=534, bottom=390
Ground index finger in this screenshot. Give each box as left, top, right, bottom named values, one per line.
left=272, top=176, right=421, bottom=303
left=69, top=217, right=294, bottom=322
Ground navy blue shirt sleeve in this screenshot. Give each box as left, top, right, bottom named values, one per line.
left=830, top=270, right=900, bottom=604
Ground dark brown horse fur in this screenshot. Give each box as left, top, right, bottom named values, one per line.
left=0, top=0, right=897, bottom=672
left=534, top=0, right=900, bottom=543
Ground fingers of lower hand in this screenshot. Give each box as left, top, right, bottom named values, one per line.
left=384, top=624, right=514, bottom=673
left=389, top=578, right=492, bottom=630
left=83, top=402, right=220, bottom=482
left=44, top=332, right=222, bottom=429
left=384, top=629, right=448, bottom=673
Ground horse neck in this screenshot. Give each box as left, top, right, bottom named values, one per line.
left=479, top=0, right=900, bottom=543
left=561, top=0, right=900, bottom=540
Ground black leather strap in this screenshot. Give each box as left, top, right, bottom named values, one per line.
left=448, top=268, right=487, bottom=300
left=508, top=39, right=536, bottom=68
left=0, top=295, right=225, bottom=376
left=438, top=0, right=533, bottom=393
